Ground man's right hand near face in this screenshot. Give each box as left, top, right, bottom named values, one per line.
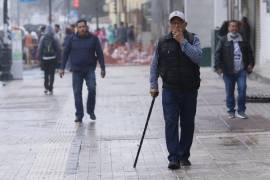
left=172, top=29, right=185, bottom=43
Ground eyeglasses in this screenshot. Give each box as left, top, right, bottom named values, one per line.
left=170, top=21, right=184, bottom=26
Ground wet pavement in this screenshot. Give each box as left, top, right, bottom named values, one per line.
left=1, top=67, right=270, bottom=180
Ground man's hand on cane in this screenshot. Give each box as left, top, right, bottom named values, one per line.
left=247, top=64, right=254, bottom=74
left=150, top=88, right=159, bottom=97
left=216, top=68, right=223, bottom=76
left=59, top=69, right=65, bottom=78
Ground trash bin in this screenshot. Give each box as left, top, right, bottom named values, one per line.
left=0, top=43, right=13, bottom=81
left=0, top=42, right=2, bottom=72
left=201, top=47, right=211, bottom=67
left=211, top=28, right=220, bottom=68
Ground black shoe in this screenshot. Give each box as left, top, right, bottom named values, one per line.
left=48, top=90, right=53, bottom=95
left=74, top=118, right=82, bottom=123
left=180, top=159, right=191, bottom=166
left=90, top=113, right=96, bottom=120
left=168, top=161, right=180, bottom=170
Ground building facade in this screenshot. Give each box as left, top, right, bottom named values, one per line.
left=104, top=0, right=270, bottom=71
left=151, top=0, right=184, bottom=40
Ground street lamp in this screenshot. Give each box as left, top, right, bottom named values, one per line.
left=66, top=0, right=71, bottom=24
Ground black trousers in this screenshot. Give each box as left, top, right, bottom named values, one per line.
left=43, top=61, right=56, bottom=91
left=162, top=88, right=198, bottom=162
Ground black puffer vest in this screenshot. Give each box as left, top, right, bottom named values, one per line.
left=157, top=32, right=200, bottom=90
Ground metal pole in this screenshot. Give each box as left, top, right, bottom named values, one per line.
left=3, top=0, right=8, bottom=25
left=49, top=0, right=52, bottom=25
left=96, top=0, right=99, bottom=30
left=184, top=0, right=188, bottom=21
left=66, top=0, right=70, bottom=24
left=124, top=0, right=127, bottom=25
left=169, top=0, right=173, bottom=12
left=115, top=0, right=119, bottom=25
left=3, top=0, right=10, bottom=45
left=227, top=0, right=231, bottom=20
left=238, top=0, right=242, bottom=20
left=1, top=0, right=13, bottom=81
left=133, top=97, right=156, bottom=168
left=17, top=0, right=20, bottom=26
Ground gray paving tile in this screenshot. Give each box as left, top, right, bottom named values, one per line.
left=1, top=67, right=270, bottom=179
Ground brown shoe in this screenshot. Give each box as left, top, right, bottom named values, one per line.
left=74, top=118, right=82, bottom=123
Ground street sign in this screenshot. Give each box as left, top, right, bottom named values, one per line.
left=70, top=10, right=79, bottom=22
left=20, top=0, right=38, bottom=3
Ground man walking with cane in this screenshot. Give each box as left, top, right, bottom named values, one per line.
left=150, top=11, right=202, bottom=169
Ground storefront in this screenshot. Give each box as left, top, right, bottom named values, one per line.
left=217, top=0, right=270, bottom=75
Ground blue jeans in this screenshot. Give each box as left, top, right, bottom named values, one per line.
left=72, top=69, right=96, bottom=120
left=162, top=88, right=198, bottom=162
left=223, top=70, right=247, bottom=113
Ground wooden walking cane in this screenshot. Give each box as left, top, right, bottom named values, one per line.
left=133, top=96, right=156, bottom=168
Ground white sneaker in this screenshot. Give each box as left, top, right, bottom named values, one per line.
left=228, top=112, right=235, bottom=119
left=236, top=112, right=248, bottom=119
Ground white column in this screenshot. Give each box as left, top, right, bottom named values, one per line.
left=260, top=0, right=270, bottom=65
left=184, top=0, right=188, bottom=21
left=214, top=0, right=228, bottom=28
left=11, top=29, right=23, bottom=80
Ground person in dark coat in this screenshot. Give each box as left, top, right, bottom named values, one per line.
left=59, top=19, right=105, bottom=123
left=215, top=20, right=254, bottom=119
left=38, top=26, right=61, bottom=95
left=116, top=21, right=127, bottom=46
left=127, top=25, right=135, bottom=50
left=150, top=10, right=202, bottom=170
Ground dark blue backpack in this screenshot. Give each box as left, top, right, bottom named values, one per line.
left=42, top=35, right=56, bottom=60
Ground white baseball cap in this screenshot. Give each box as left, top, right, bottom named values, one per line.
left=169, top=11, right=185, bottom=21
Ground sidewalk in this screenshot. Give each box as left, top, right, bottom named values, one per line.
left=1, top=67, right=270, bottom=180
left=253, top=63, right=270, bottom=84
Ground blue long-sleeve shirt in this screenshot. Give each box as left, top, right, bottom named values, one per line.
left=61, top=32, right=105, bottom=72
left=150, top=35, right=202, bottom=90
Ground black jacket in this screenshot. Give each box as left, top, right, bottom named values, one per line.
left=61, top=32, right=105, bottom=72
left=157, top=32, right=200, bottom=90
left=214, top=36, right=254, bottom=74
